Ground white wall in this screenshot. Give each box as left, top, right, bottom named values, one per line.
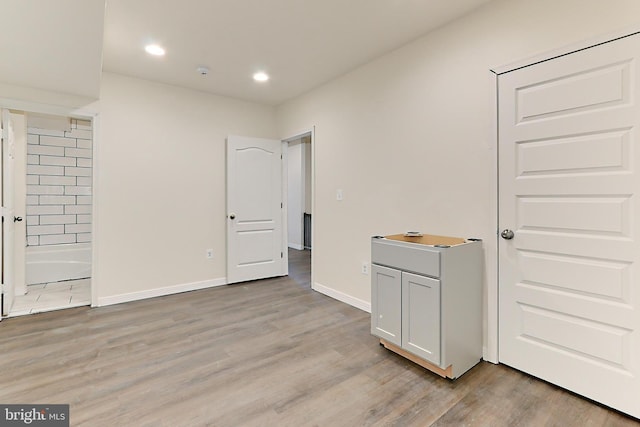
left=94, top=73, right=277, bottom=305
left=287, top=138, right=304, bottom=250
left=276, top=0, right=640, bottom=354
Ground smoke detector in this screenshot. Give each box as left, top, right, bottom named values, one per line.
left=196, top=66, right=210, bottom=76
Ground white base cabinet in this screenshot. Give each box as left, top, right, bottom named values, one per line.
left=371, top=234, right=483, bottom=379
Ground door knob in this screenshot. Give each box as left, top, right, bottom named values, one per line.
left=501, top=229, right=514, bottom=240
left=229, top=213, right=236, bottom=220
left=13, top=216, right=22, bottom=222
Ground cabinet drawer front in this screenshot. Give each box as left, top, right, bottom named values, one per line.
left=372, top=240, right=440, bottom=277
left=402, top=272, right=441, bottom=366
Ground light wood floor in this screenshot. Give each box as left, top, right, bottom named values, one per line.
left=1, top=249, right=638, bottom=426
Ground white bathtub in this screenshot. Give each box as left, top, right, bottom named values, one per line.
left=26, top=243, right=92, bottom=285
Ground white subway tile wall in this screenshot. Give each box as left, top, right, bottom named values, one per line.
left=26, top=119, right=92, bottom=246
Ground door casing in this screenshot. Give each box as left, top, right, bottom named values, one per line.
left=0, top=98, right=98, bottom=315
left=283, top=128, right=315, bottom=288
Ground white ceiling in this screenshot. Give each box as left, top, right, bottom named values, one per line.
left=0, top=0, right=105, bottom=100
left=0, top=0, right=493, bottom=106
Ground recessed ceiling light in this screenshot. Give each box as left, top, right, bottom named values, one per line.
left=253, top=72, right=269, bottom=82
left=145, top=44, right=165, bottom=56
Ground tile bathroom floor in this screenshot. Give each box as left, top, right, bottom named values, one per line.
left=8, top=278, right=91, bottom=317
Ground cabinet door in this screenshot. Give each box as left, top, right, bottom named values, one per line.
left=402, top=272, right=441, bottom=365
left=371, top=264, right=402, bottom=346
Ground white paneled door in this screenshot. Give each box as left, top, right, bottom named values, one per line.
left=226, top=135, right=286, bottom=284
left=498, top=34, right=640, bottom=418
left=1, top=109, right=16, bottom=318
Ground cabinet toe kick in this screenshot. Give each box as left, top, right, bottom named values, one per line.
left=380, top=339, right=453, bottom=379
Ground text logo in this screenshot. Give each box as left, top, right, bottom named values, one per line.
left=0, top=405, right=69, bottom=426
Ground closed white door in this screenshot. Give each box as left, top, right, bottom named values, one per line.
left=498, top=34, right=640, bottom=418
left=1, top=109, right=16, bottom=317
left=226, top=135, right=286, bottom=284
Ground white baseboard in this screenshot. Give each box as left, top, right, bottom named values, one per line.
left=288, top=243, right=304, bottom=250
left=312, top=282, right=371, bottom=313
left=97, top=277, right=227, bottom=307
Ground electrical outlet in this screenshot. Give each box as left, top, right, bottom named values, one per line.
left=206, top=249, right=214, bottom=259
left=361, top=262, right=369, bottom=275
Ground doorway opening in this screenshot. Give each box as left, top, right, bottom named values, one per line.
left=225, top=131, right=313, bottom=286
left=284, top=129, right=314, bottom=288
left=4, top=111, right=93, bottom=317
left=286, top=134, right=312, bottom=251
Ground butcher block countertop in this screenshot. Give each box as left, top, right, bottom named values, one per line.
left=382, top=233, right=467, bottom=247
